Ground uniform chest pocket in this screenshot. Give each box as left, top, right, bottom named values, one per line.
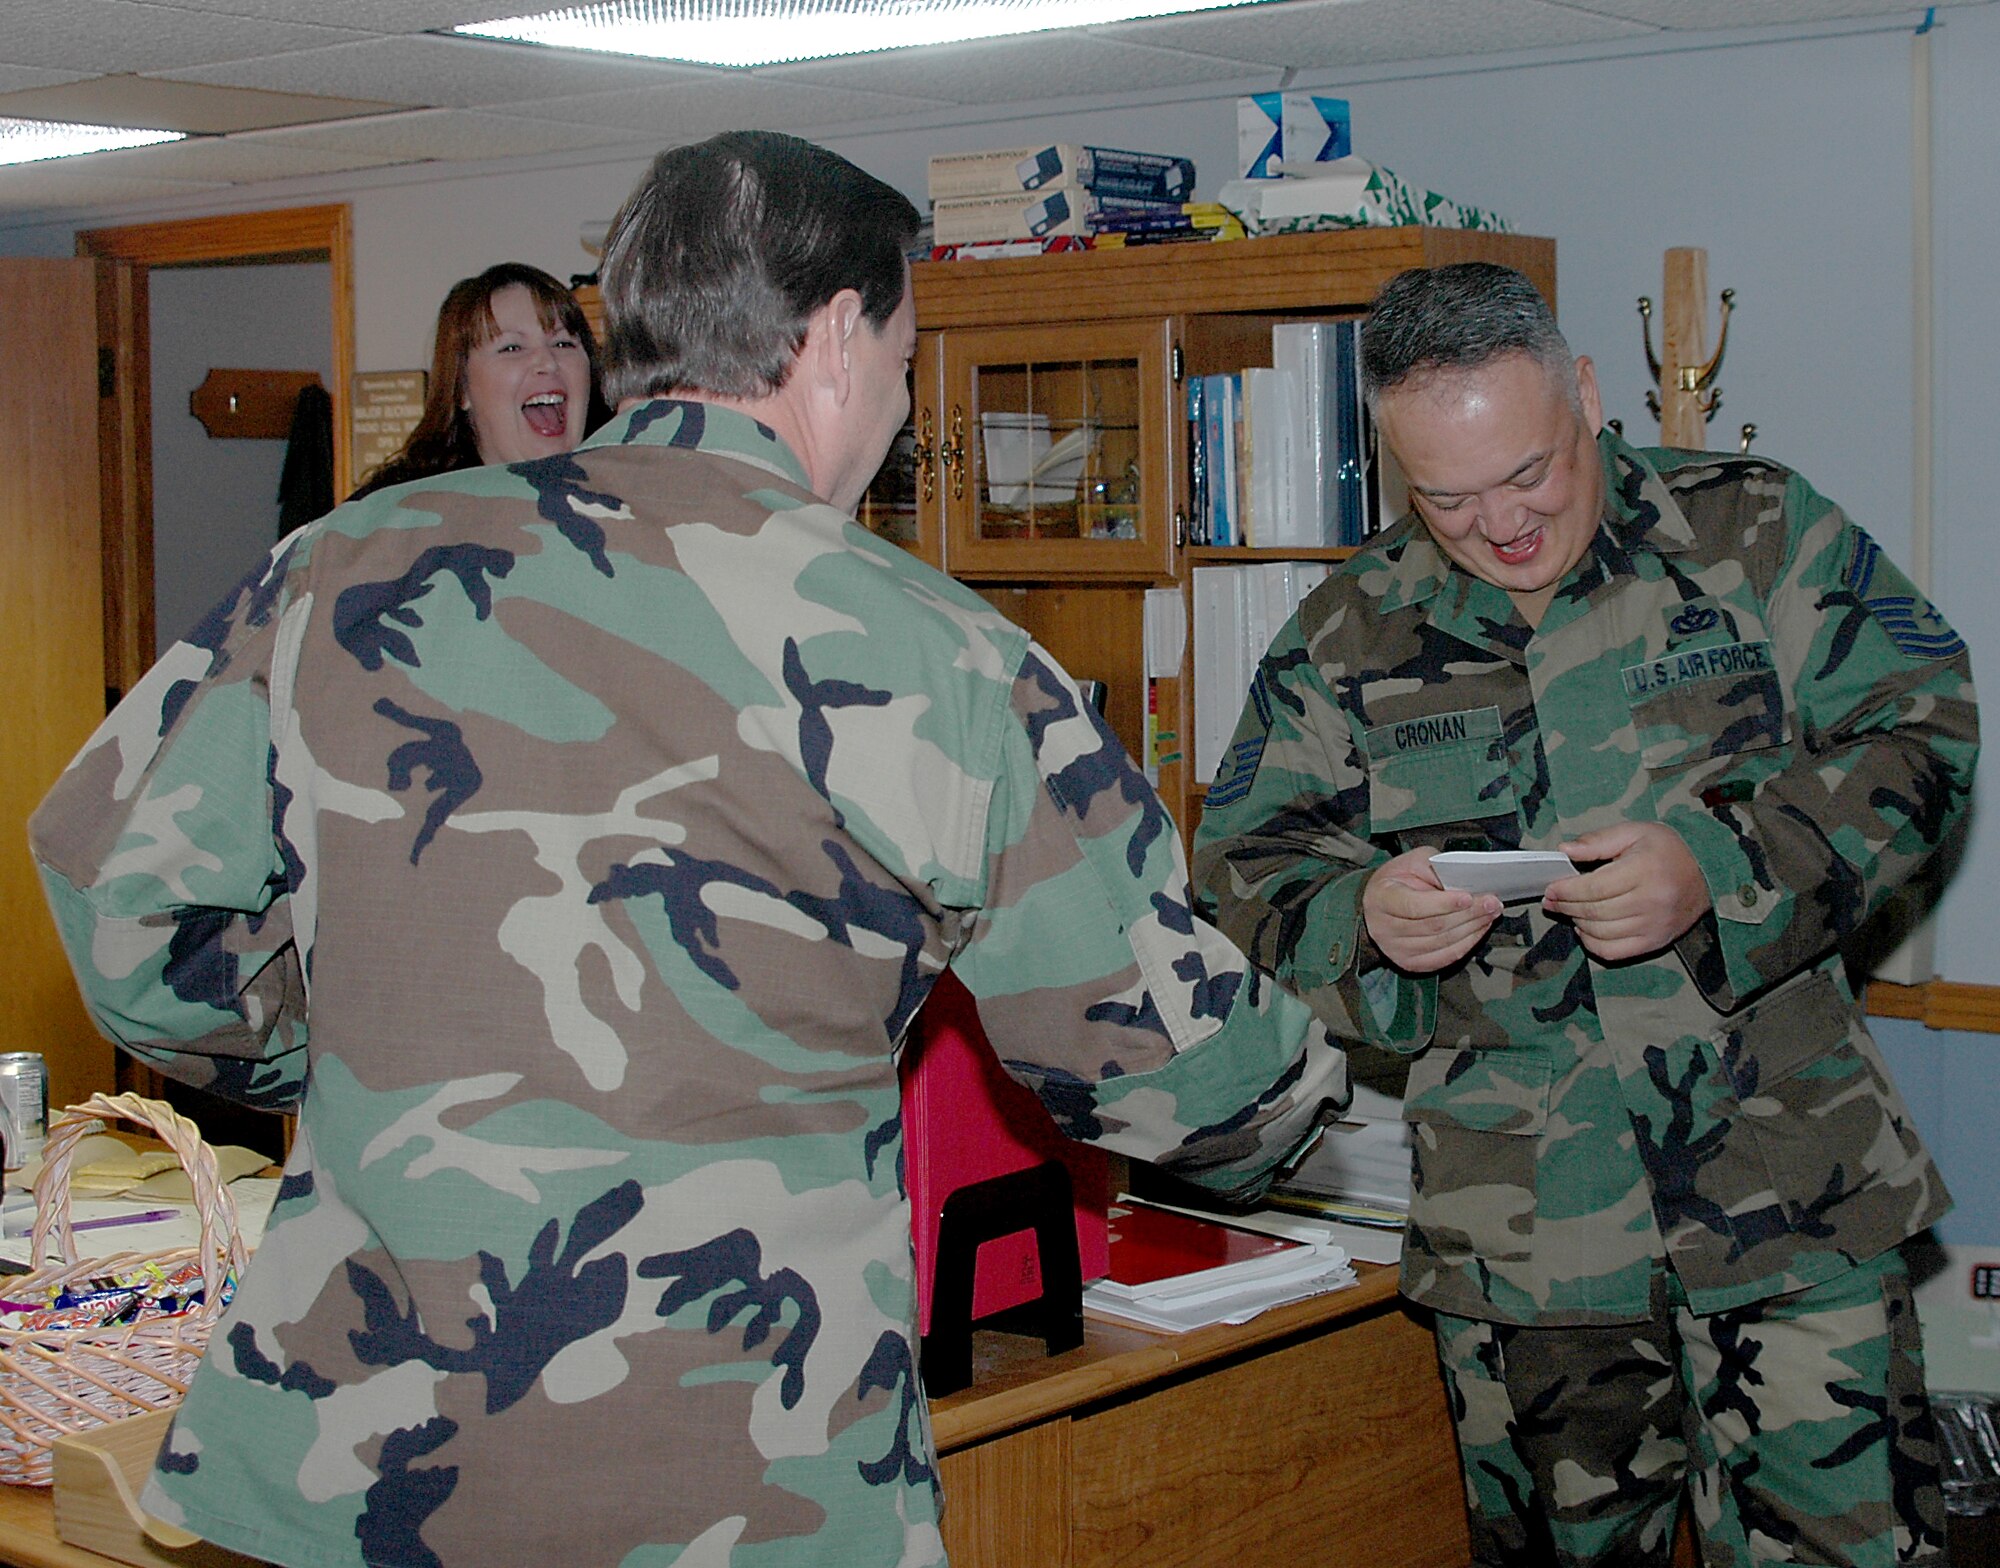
left=1622, top=640, right=1789, bottom=771
left=1364, top=705, right=1517, bottom=835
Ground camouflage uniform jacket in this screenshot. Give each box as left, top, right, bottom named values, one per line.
left=31, top=401, right=1346, bottom=1568
left=1194, top=430, right=1977, bottom=1329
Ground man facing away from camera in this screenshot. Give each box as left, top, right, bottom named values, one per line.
left=1195, top=261, right=1977, bottom=1567
left=30, top=131, right=1346, bottom=1568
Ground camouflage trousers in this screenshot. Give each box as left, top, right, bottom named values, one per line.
left=1433, top=1251, right=1947, bottom=1566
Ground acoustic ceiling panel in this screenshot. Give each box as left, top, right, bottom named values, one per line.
left=762, top=30, right=1269, bottom=104
left=0, top=65, right=92, bottom=95
left=154, top=33, right=701, bottom=107
left=0, top=77, right=403, bottom=133
left=0, top=163, right=226, bottom=210
left=248, top=106, right=647, bottom=160
left=63, top=134, right=416, bottom=183
left=1563, top=0, right=1983, bottom=24
left=138, top=0, right=536, bottom=26
left=0, top=0, right=367, bottom=75
left=1095, top=0, right=1652, bottom=71
left=512, top=76, right=952, bottom=133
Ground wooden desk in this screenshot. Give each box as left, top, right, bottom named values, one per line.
left=0, top=1268, right=1469, bottom=1568
left=935, top=1265, right=1471, bottom=1567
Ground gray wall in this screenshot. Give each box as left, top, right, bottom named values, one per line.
left=150, top=260, right=332, bottom=653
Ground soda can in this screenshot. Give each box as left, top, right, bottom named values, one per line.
left=0, top=1054, right=48, bottom=1166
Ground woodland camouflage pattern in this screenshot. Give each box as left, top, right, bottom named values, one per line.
left=1436, top=1251, right=1946, bottom=1565
left=31, top=401, right=1345, bottom=1568
left=1194, top=430, right=1978, bottom=1328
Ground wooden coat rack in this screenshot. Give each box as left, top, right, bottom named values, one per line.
left=1637, top=248, right=1743, bottom=451
left=189, top=368, right=324, bottom=441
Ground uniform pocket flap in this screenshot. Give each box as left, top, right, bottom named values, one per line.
left=1712, top=968, right=1853, bottom=1098
left=1364, top=705, right=1518, bottom=835
left=1623, top=642, right=1788, bottom=771
left=1405, top=1049, right=1552, bottom=1136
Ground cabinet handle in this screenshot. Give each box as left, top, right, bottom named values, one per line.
left=1171, top=344, right=1184, bottom=385
left=1174, top=509, right=1186, bottom=549
left=913, top=406, right=936, bottom=504
left=943, top=404, right=966, bottom=503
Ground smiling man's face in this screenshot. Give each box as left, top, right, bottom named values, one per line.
left=1375, top=349, right=1607, bottom=626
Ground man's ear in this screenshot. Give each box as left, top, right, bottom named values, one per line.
left=808, top=289, right=866, bottom=404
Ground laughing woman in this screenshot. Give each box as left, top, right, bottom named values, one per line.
left=351, top=261, right=610, bottom=497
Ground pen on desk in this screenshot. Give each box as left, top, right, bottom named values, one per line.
left=66, top=1209, right=181, bottom=1232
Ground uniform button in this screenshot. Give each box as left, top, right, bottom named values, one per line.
left=1328, top=941, right=1345, bottom=970
left=1739, top=884, right=1759, bottom=907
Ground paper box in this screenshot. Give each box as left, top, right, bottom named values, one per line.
left=1238, top=92, right=1351, bottom=179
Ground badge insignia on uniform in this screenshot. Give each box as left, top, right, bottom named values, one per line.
left=1669, top=603, right=1721, bottom=637
left=1206, top=734, right=1265, bottom=808
left=1845, top=532, right=1966, bottom=659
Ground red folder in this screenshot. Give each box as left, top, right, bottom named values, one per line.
left=902, top=971, right=1110, bottom=1335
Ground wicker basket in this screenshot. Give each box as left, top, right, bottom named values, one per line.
left=0, top=1092, right=245, bottom=1487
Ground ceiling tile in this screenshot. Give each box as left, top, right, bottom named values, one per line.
left=0, top=0, right=368, bottom=74
left=762, top=32, right=1262, bottom=104
left=0, top=65, right=93, bottom=95
left=58, top=134, right=416, bottom=183
left=1563, top=0, right=1984, bottom=24
left=0, top=76, right=402, bottom=133
left=137, top=0, right=528, bottom=26
left=1094, top=0, right=1653, bottom=71
left=248, top=107, right=646, bottom=161
left=0, top=162, right=226, bottom=210
left=511, top=76, right=952, bottom=135
left=153, top=33, right=699, bottom=107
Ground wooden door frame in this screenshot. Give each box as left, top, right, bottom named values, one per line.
left=76, top=203, right=354, bottom=698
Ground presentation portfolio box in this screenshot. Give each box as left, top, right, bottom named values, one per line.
left=902, top=971, right=1109, bottom=1336
left=931, top=187, right=1182, bottom=244
left=928, top=142, right=1197, bottom=203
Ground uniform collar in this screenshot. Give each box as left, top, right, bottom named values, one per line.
left=581, top=397, right=815, bottom=493
left=1374, top=427, right=1697, bottom=659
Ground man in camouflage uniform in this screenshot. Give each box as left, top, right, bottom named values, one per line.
left=1194, top=262, right=1977, bottom=1567
left=30, top=132, right=1347, bottom=1568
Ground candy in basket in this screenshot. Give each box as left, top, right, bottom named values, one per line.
left=0, top=1093, right=245, bottom=1487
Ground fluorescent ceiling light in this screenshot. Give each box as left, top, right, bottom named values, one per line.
left=458, top=0, right=1283, bottom=68
left=0, top=117, right=185, bottom=167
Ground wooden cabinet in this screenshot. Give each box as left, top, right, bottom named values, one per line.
left=931, top=1268, right=1472, bottom=1568
left=890, top=227, right=1557, bottom=846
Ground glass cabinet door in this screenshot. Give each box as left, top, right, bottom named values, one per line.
left=938, top=320, right=1174, bottom=578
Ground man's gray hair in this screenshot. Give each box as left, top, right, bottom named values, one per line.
left=599, top=130, right=920, bottom=405
left=1361, top=262, right=1575, bottom=411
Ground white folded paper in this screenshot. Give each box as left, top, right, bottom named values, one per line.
left=1430, top=849, right=1577, bottom=903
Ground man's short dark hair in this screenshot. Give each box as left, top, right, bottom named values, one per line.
left=1361, top=262, right=1574, bottom=410
left=599, top=130, right=921, bottom=405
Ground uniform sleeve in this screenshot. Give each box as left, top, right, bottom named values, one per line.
left=29, top=544, right=311, bottom=1110
left=948, top=642, right=1349, bottom=1200
left=1670, top=480, right=1979, bottom=1010
left=1190, top=614, right=1436, bottom=1055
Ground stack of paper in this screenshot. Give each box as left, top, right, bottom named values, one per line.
left=1266, top=1083, right=1413, bottom=1252
left=1082, top=1197, right=1357, bottom=1332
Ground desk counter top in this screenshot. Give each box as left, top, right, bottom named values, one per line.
left=0, top=1268, right=1415, bottom=1568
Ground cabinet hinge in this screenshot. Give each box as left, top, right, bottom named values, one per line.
left=98, top=346, right=116, bottom=399
left=1170, top=344, right=1184, bottom=386
left=1174, top=509, right=1186, bottom=549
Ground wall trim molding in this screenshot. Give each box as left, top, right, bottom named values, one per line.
left=1865, top=980, right=2000, bottom=1033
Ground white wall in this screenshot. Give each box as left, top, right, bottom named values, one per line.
left=150, top=261, right=333, bottom=652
